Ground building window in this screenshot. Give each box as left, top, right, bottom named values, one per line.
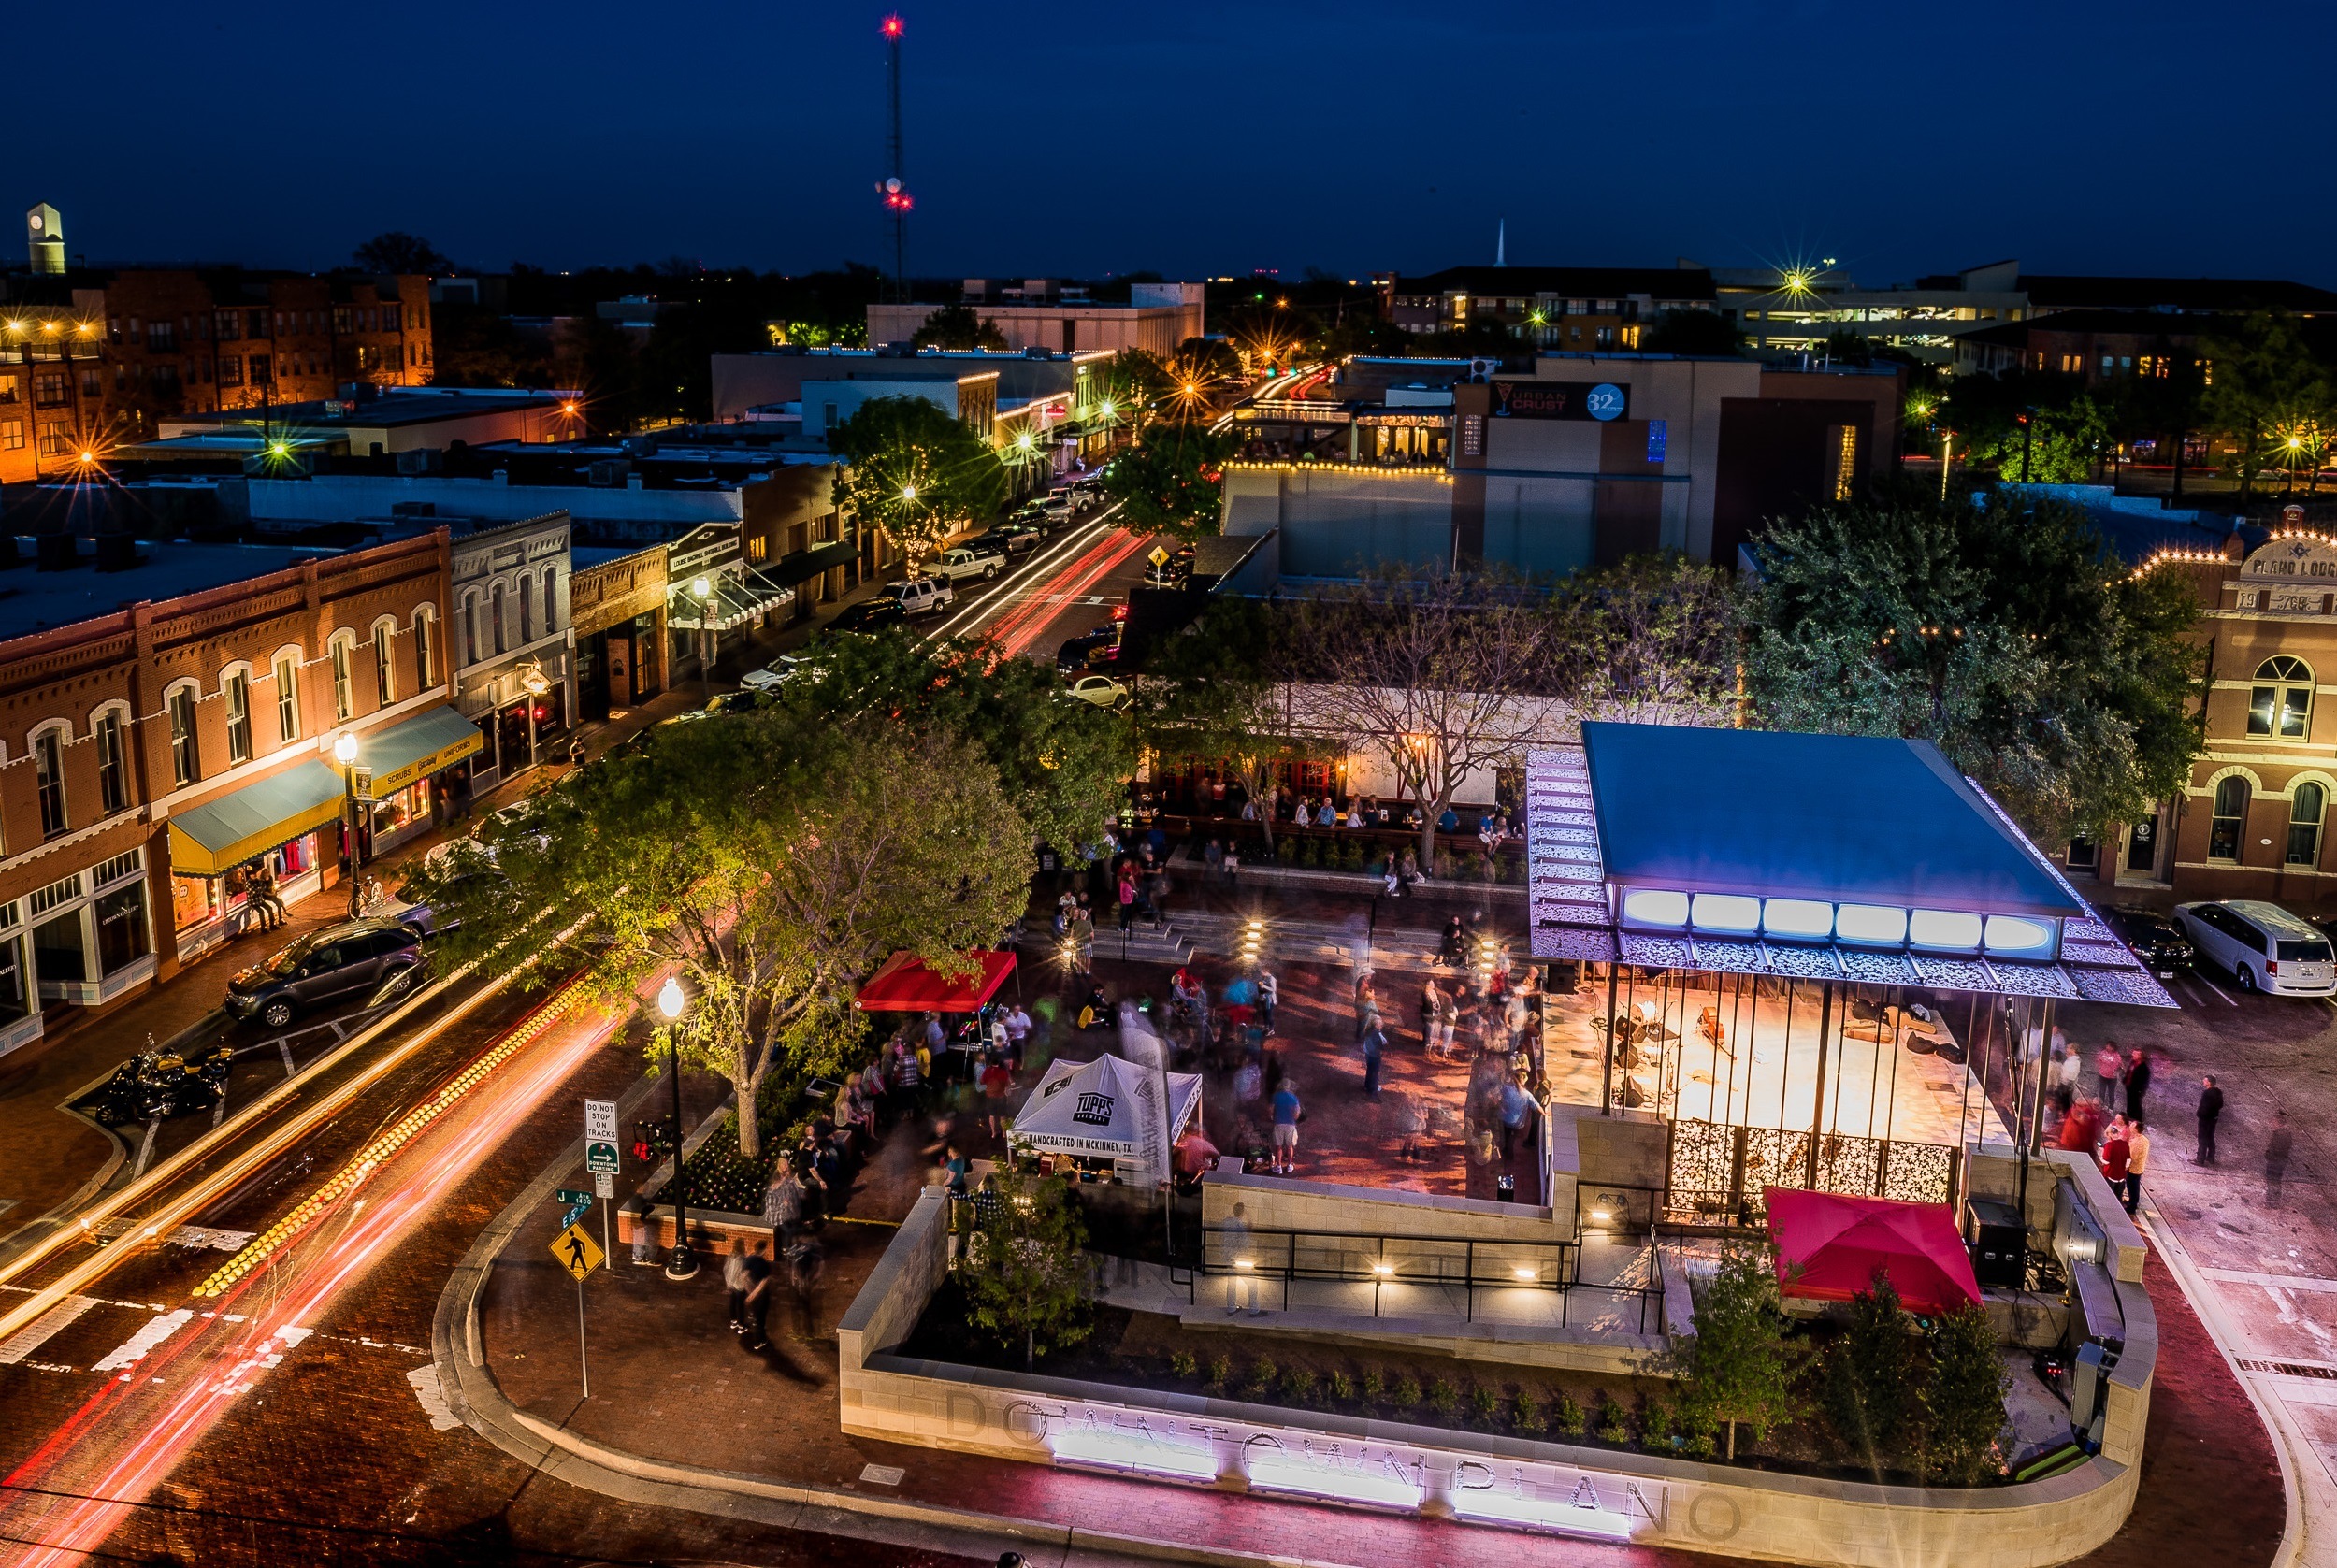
left=1831, top=424, right=1858, bottom=501
left=330, top=635, right=354, bottom=722
left=274, top=651, right=301, bottom=741
left=2066, top=833, right=2098, bottom=871
left=2247, top=655, right=2313, bottom=739
left=224, top=669, right=253, bottom=763
left=216, top=356, right=241, bottom=387
left=168, top=686, right=199, bottom=785
left=0, top=421, right=21, bottom=452
left=518, top=574, right=535, bottom=644
left=492, top=584, right=508, bottom=655
left=414, top=608, right=438, bottom=687
left=542, top=568, right=558, bottom=634
left=373, top=621, right=396, bottom=707
left=33, top=730, right=66, bottom=839
left=461, top=593, right=479, bottom=668
left=2290, top=784, right=2327, bottom=867
left=2210, top=775, right=2250, bottom=862
left=95, top=709, right=127, bottom=815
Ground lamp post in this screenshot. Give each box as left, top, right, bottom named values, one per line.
left=690, top=576, right=715, bottom=701
left=333, top=731, right=362, bottom=917
left=656, top=976, right=699, bottom=1281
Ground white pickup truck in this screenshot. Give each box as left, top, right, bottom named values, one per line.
left=931, top=544, right=1007, bottom=583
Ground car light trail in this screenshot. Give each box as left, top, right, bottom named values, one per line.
left=0, top=978, right=626, bottom=1566
left=988, top=529, right=1151, bottom=664
left=972, top=527, right=1135, bottom=656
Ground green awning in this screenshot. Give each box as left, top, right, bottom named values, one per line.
left=167, top=761, right=345, bottom=878
left=359, top=705, right=484, bottom=796
left=766, top=540, right=858, bottom=588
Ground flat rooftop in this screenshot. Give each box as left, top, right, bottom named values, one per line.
left=168, top=388, right=573, bottom=431
left=0, top=540, right=338, bottom=643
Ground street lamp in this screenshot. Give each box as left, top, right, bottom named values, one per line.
left=333, top=731, right=363, bottom=917
left=655, top=977, right=698, bottom=1280
left=690, top=575, right=715, bottom=700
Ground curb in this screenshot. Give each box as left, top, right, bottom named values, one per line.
left=431, top=1072, right=1365, bottom=1568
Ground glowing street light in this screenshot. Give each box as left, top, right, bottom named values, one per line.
left=656, top=977, right=685, bottom=1020
left=900, top=482, right=917, bottom=501
left=654, top=975, right=698, bottom=1280
left=333, top=731, right=363, bottom=917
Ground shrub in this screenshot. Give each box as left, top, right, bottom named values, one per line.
left=1511, top=1388, right=1546, bottom=1434
left=1596, top=1394, right=1630, bottom=1444
left=1470, top=1383, right=1501, bottom=1423
left=1277, top=837, right=1299, bottom=866
left=1247, top=1356, right=1280, bottom=1397
left=1170, top=1350, right=1197, bottom=1381
left=1390, top=1373, right=1421, bottom=1409
left=1360, top=1368, right=1387, bottom=1404
left=1281, top=1367, right=1318, bottom=1403
left=956, top=1171, right=1093, bottom=1369
left=1425, top=1377, right=1461, bottom=1421
left=1205, top=1354, right=1232, bottom=1390
left=1822, top=1267, right=1919, bottom=1474
left=1926, top=1303, right=2012, bottom=1484
left=1339, top=841, right=1365, bottom=871
left=1327, top=1370, right=1355, bottom=1404
left=1552, top=1389, right=1588, bottom=1436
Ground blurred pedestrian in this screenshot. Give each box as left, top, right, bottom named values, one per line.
left=2099, top=1116, right=2130, bottom=1198
left=1499, top=1072, right=1536, bottom=1161
left=2196, top=1074, right=2224, bottom=1165
left=2125, top=1047, right=2152, bottom=1124
left=2124, top=1119, right=2149, bottom=1215
left=738, top=1242, right=772, bottom=1351
left=1270, top=1081, right=1302, bottom=1175
left=724, top=1238, right=753, bottom=1331
left=2094, top=1043, right=2121, bottom=1107
left=765, top=1164, right=804, bottom=1257
left=1360, top=1022, right=1385, bottom=1099
left=2266, top=1112, right=2293, bottom=1208
left=1257, top=968, right=1277, bottom=1030
left=784, top=1237, right=824, bottom=1339
left=1396, top=1092, right=1428, bottom=1162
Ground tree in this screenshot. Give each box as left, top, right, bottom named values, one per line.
left=1094, top=348, right=1171, bottom=420
left=1820, top=1268, right=1919, bottom=1475
left=1292, top=566, right=1566, bottom=864
left=1098, top=424, right=1235, bottom=540
left=1137, top=597, right=1329, bottom=851
left=1640, top=309, right=1747, bottom=356
left=1923, top=1303, right=2011, bottom=1484
left=432, top=710, right=1032, bottom=1158
left=1968, top=397, right=2108, bottom=485
left=2200, top=312, right=2333, bottom=499
left=829, top=396, right=1008, bottom=575
left=353, top=232, right=452, bottom=275
left=958, top=1170, right=1095, bottom=1367
left=1742, top=483, right=2203, bottom=842
left=1553, top=554, right=1740, bottom=726
left=911, top=304, right=1007, bottom=352
left=1658, top=1241, right=1800, bottom=1461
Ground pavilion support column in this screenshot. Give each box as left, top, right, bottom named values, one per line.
left=1599, top=958, right=1620, bottom=1116
left=2027, top=1000, right=2056, bottom=1156
left=1805, top=982, right=1835, bottom=1188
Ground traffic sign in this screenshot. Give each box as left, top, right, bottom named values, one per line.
left=555, top=1188, right=594, bottom=1208
left=594, top=1172, right=613, bottom=1199
left=1147, top=544, right=1170, bottom=568
left=552, top=1222, right=603, bottom=1281
left=585, top=1100, right=620, bottom=1175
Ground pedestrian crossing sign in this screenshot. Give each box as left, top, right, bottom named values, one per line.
left=1147, top=544, right=1170, bottom=568
left=552, top=1222, right=603, bottom=1281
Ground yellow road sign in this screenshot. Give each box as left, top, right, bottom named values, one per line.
left=1147, top=544, right=1170, bottom=568
left=552, top=1222, right=603, bottom=1280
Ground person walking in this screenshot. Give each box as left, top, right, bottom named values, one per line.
left=2196, top=1075, right=2224, bottom=1165
left=738, top=1242, right=772, bottom=1351
left=1396, top=1091, right=1428, bottom=1162
left=765, top=1164, right=805, bottom=1258
left=567, top=735, right=587, bottom=770
left=2124, top=1047, right=2152, bottom=1124
left=2266, top=1112, right=2293, bottom=1208
left=783, top=1236, right=824, bottom=1340
left=1257, top=968, right=1277, bottom=1031
left=1222, top=841, right=1240, bottom=887
left=1117, top=866, right=1137, bottom=931
left=1498, top=1072, right=1536, bottom=1161
left=1223, top=1201, right=1263, bottom=1316
left=724, top=1238, right=754, bottom=1331
left=2123, top=1120, right=2150, bottom=1216
left=2094, top=1043, right=2122, bottom=1108
left=2099, top=1117, right=2131, bottom=1201
left=1360, top=1022, right=1385, bottom=1099
left=1269, top=1080, right=1302, bottom=1175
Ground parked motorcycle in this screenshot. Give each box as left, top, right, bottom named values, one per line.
left=87, top=1043, right=233, bottom=1126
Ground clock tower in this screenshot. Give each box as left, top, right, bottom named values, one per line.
left=25, top=204, right=64, bottom=274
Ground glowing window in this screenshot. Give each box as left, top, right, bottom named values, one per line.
left=1761, top=899, right=1834, bottom=940
left=1909, top=909, right=1984, bottom=951
left=1620, top=888, right=1689, bottom=928
left=1834, top=904, right=1909, bottom=945
left=1690, top=894, right=1762, bottom=933
left=1983, top=914, right=2056, bottom=958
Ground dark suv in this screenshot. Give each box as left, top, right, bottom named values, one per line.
left=224, top=919, right=425, bottom=1030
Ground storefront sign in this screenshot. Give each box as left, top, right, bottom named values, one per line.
left=1492, top=381, right=1630, bottom=422
left=2244, top=537, right=2337, bottom=581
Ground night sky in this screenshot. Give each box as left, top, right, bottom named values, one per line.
left=20, top=0, right=2336, bottom=287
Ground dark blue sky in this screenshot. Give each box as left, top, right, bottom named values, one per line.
left=21, top=0, right=2337, bottom=288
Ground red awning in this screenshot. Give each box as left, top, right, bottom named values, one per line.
left=1763, top=1187, right=1984, bottom=1317
left=854, top=950, right=1017, bottom=1014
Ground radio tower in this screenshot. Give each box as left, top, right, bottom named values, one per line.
left=878, top=15, right=910, bottom=302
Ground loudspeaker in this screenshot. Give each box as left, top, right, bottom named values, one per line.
left=1967, top=1198, right=2026, bottom=1287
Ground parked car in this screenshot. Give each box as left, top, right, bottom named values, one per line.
left=885, top=576, right=957, bottom=617
left=702, top=687, right=765, bottom=713
left=1040, top=491, right=1077, bottom=523
left=740, top=653, right=822, bottom=693
left=932, top=545, right=1006, bottom=583
left=1060, top=672, right=1130, bottom=709
left=2171, top=899, right=2337, bottom=995
left=1056, top=627, right=1118, bottom=673
left=978, top=522, right=1044, bottom=554
left=2097, top=905, right=2195, bottom=979
left=224, top=920, right=426, bottom=1029
left=829, top=597, right=908, bottom=634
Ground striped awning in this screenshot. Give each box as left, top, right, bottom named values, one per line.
left=167, top=761, right=346, bottom=878
left=359, top=705, right=483, bottom=796
left=668, top=568, right=795, bottom=632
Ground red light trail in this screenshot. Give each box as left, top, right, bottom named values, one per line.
left=0, top=983, right=624, bottom=1565
left=979, top=527, right=1149, bottom=664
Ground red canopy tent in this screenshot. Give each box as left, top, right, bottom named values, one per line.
left=854, top=950, right=1017, bottom=1014
left=1762, top=1187, right=1984, bottom=1316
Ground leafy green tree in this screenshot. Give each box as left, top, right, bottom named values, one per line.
left=772, top=627, right=1132, bottom=870
left=959, top=1170, right=1095, bottom=1367
left=1094, top=348, right=1171, bottom=418
left=1640, top=309, right=1747, bottom=356
left=1553, top=554, right=1740, bottom=726
left=829, top=396, right=1008, bottom=575
left=2200, top=312, right=2332, bottom=498
left=1099, top=424, right=1235, bottom=540
left=1820, top=1269, right=1919, bottom=1475
left=911, top=304, right=1007, bottom=351
left=1922, top=1303, right=2011, bottom=1483
left=1136, top=597, right=1329, bottom=851
left=429, top=710, right=1031, bottom=1158
left=353, top=231, right=452, bottom=274
left=1969, top=397, right=2109, bottom=484
left=1657, top=1241, right=1800, bottom=1461
left=1743, top=483, right=2203, bottom=842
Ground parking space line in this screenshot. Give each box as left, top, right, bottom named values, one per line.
left=131, top=1118, right=163, bottom=1180
left=278, top=1039, right=296, bottom=1076
left=2193, top=971, right=2240, bottom=1006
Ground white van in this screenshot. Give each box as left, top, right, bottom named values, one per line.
left=886, top=576, right=956, bottom=617
left=2171, top=899, right=2337, bottom=996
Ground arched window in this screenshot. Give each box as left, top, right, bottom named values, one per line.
left=518, top=573, right=535, bottom=645
left=413, top=606, right=438, bottom=688
left=2290, top=783, right=2327, bottom=866
left=222, top=663, right=254, bottom=764
left=273, top=649, right=301, bottom=743
left=2211, top=775, right=2251, bottom=861
left=2249, top=655, right=2314, bottom=739
left=166, top=680, right=200, bottom=786
left=93, top=703, right=129, bottom=814
left=491, top=583, right=508, bottom=655
left=372, top=617, right=397, bottom=708
left=460, top=592, right=479, bottom=669
left=542, top=568, right=558, bottom=636
left=328, top=632, right=356, bottom=723
left=31, top=723, right=68, bottom=839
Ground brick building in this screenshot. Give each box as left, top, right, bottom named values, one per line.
left=569, top=545, right=668, bottom=723
left=0, top=269, right=434, bottom=483
left=0, top=530, right=463, bottom=1052
left=1378, top=266, right=1719, bottom=350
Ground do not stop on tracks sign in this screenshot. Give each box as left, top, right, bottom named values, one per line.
left=584, top=1098, right=619, bottom=1176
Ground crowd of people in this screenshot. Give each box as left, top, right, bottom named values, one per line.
left=2045, top=1032, right=2251, bottom=1213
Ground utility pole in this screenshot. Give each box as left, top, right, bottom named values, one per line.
left=879, top=16, right=910, bottom=304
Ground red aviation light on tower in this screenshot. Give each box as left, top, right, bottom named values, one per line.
left=882, top=14, right=902, bottom=37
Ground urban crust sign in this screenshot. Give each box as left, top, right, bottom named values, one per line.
left=1493, top=381, right=1629, bottom=422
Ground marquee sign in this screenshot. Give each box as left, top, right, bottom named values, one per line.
left=2243, top=537, right=2337, bottom=581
